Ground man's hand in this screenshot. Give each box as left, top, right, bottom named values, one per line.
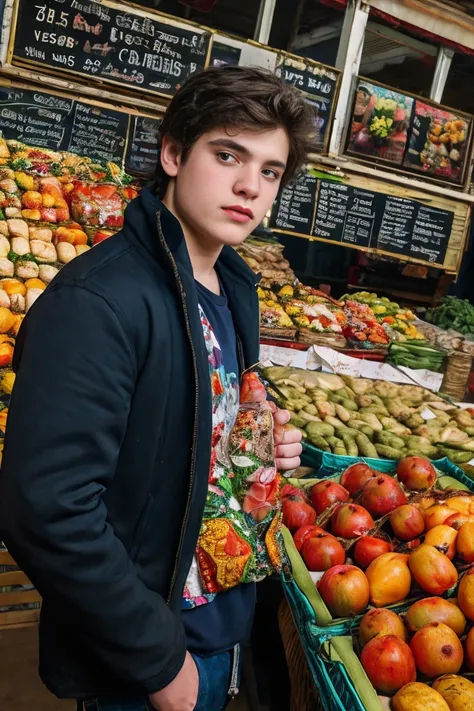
left=273, top=408, right=303, bottom=472
left=148, top=651, right=199, bottom=710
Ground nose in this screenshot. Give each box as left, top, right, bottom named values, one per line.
left=233, top=165, right=260, bottom=200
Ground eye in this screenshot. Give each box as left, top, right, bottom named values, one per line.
left=262, top=168, right=280, bottom=180
left=218, top=151, right=237, bottom=164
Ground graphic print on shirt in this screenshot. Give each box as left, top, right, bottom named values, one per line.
left=182, top=305, right=282, bottom=609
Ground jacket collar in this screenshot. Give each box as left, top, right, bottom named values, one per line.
left=126, top=187, right=259, bottom=289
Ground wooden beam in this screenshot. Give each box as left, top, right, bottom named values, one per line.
left=369, top=0, right=474, bottom=51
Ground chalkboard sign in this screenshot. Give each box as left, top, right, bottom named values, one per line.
left=275, top=56, right=339, bottom=152
left=314, top=182, right=380, bottom=248
left=125, top=115, right=161, bottom=175
left=312, top=180, right=453, bottom=265
left=269, top=173, right=317, bottom=235
left=0, top=85, right=74, bottom=150
left=67, top=102, right=129, bottom=165
left=0, top=84, right=131, bottom=165
left=12, top=0, right=211, bottom=98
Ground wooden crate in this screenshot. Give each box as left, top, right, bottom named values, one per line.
left=0, top=549, right=41, bottom=630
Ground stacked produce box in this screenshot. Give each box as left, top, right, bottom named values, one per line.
left=0, top=137, right=138, bottom=463
left=263, top=365, right=474, bottom=465
left=280, top=457, right=474, bottom=710
left=236, top=237, right=295, bottom=287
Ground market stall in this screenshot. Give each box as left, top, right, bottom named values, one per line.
left=2, top=0, right=474, bottom=709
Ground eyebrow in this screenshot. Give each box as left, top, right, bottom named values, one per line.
left=207, top=138, right=287, bottom=170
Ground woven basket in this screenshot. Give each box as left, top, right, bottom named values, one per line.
left=278, top=598, right=324, bottom=711
left=441, top=351, right=473, bottom=400
left=297, top=330, right=346, bottom=348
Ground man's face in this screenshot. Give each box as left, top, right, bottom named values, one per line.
left=162, top=126, right=290, bottom=248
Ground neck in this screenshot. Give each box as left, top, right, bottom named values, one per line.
left=163, top=185, right=222, bottom=286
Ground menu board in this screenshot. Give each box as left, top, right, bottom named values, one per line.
left=269, top=173, right=317, bottom=235
left=68, top=102, right=129, bottom=165
left=12, top=0, right=211, bottom=98
left=0, top=84, right=167, bottom=172
left=0, top=85, right=129, bottom=164
left=313, top=181, right=453, bottom=264
left=275, top=56, right=339, bottom=152
left=125, top=115, right=161, bottom=175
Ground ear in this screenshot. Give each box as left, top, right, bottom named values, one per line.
left=160, top=135, right=181, bottom=178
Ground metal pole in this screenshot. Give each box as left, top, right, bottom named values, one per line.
left=430, top=46, right=454, bottom=104
left=254, top=0, right=277, bottom=46
left=287, top=0, right=306, bottom=53
left=329, top=0, right=370, bottom=157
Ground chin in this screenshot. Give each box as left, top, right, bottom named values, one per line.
left=210, top=224, right=255, bottom=248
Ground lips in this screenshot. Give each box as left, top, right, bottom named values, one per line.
left=222, top=205, right=254, bottom=223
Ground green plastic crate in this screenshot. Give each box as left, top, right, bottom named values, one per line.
left=302, top=440, right=448, bottom=476
left=282, top=457, right=474, bottom=711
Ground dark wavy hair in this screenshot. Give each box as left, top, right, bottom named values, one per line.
left=151, top=65, right=315, bottom=197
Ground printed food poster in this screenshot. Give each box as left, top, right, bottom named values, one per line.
left=404, top=101, right=471, bottom=184
left=346, top=80, right=414, bottom=166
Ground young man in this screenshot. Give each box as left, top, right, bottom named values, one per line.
left=0, top=66, right=314, bottom=711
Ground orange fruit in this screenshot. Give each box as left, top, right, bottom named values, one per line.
left=24, top=278, right=46, bottom=291
left=0, top=280, right=26, bottom=296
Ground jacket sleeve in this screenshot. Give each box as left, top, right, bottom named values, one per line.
left=0, top=283, right=186, bottom=693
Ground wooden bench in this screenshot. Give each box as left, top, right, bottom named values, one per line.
left=0, top=549, right=41, bottom=629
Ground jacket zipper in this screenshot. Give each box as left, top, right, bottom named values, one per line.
left=227, top=644, right=240, bottom=697
left=156, top=214, right=200, bottom=606
left=236, top=334, right=245, bottom=375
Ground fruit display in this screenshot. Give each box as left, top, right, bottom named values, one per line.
left=258, top=283, right=348, bottom=344
left=0, top=137, right=139, bottom=465
left=342, top=300, right=391, bottom=348
left=341, top=291, right=424, bottom=341
left=235, top=237, right=295, bottom=287
left=263, top=365, right=474, bottom=464
left=283, top=458, right=474, bottom=707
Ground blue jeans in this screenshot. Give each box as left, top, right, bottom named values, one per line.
left=77, top=646, right=241, bottom=711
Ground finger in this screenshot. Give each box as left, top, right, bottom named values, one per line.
left=274, top=424, right=303, bottom=447
left=276, top=455, right=301, bottom=472
left=279, top=427, right=303, bottom=445
left=275, top=442, right=303, bottom=460
left=273, top=409, right=291, bottom=426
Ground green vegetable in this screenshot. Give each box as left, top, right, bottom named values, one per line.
left=306, top=434, right=331, bottom=452
left=426, top=296, right=474, bottom=337
left=355, top=433, right=378, bottom=458
left=375, top=444, right=406, bottom=459
left=387, top=341, right=445, bottom=371
left=7, top=250, right=19, bottom=263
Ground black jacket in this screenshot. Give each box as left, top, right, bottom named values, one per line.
left=0, top=188, right=260, bottom=699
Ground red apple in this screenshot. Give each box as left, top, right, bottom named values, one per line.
left=340, top=463, right=377, bottom=496
left=331, top=503, right=374, bottom=539
left=360, top=475, right=408, bottom=518
left=282, top=499, right=316, bottom=532
left=310, top=480, right=349, bottom=515
left=353, top=536, right=392, bottom=569
left=318, top=564, right=369, bottom=617
left=396, top=456, right=436, bottom=491
left=293, top=525, right=325, bottom=552
left=301, top=533, right=345, bottom=571
left=390, top=504, right=425, bottom=541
